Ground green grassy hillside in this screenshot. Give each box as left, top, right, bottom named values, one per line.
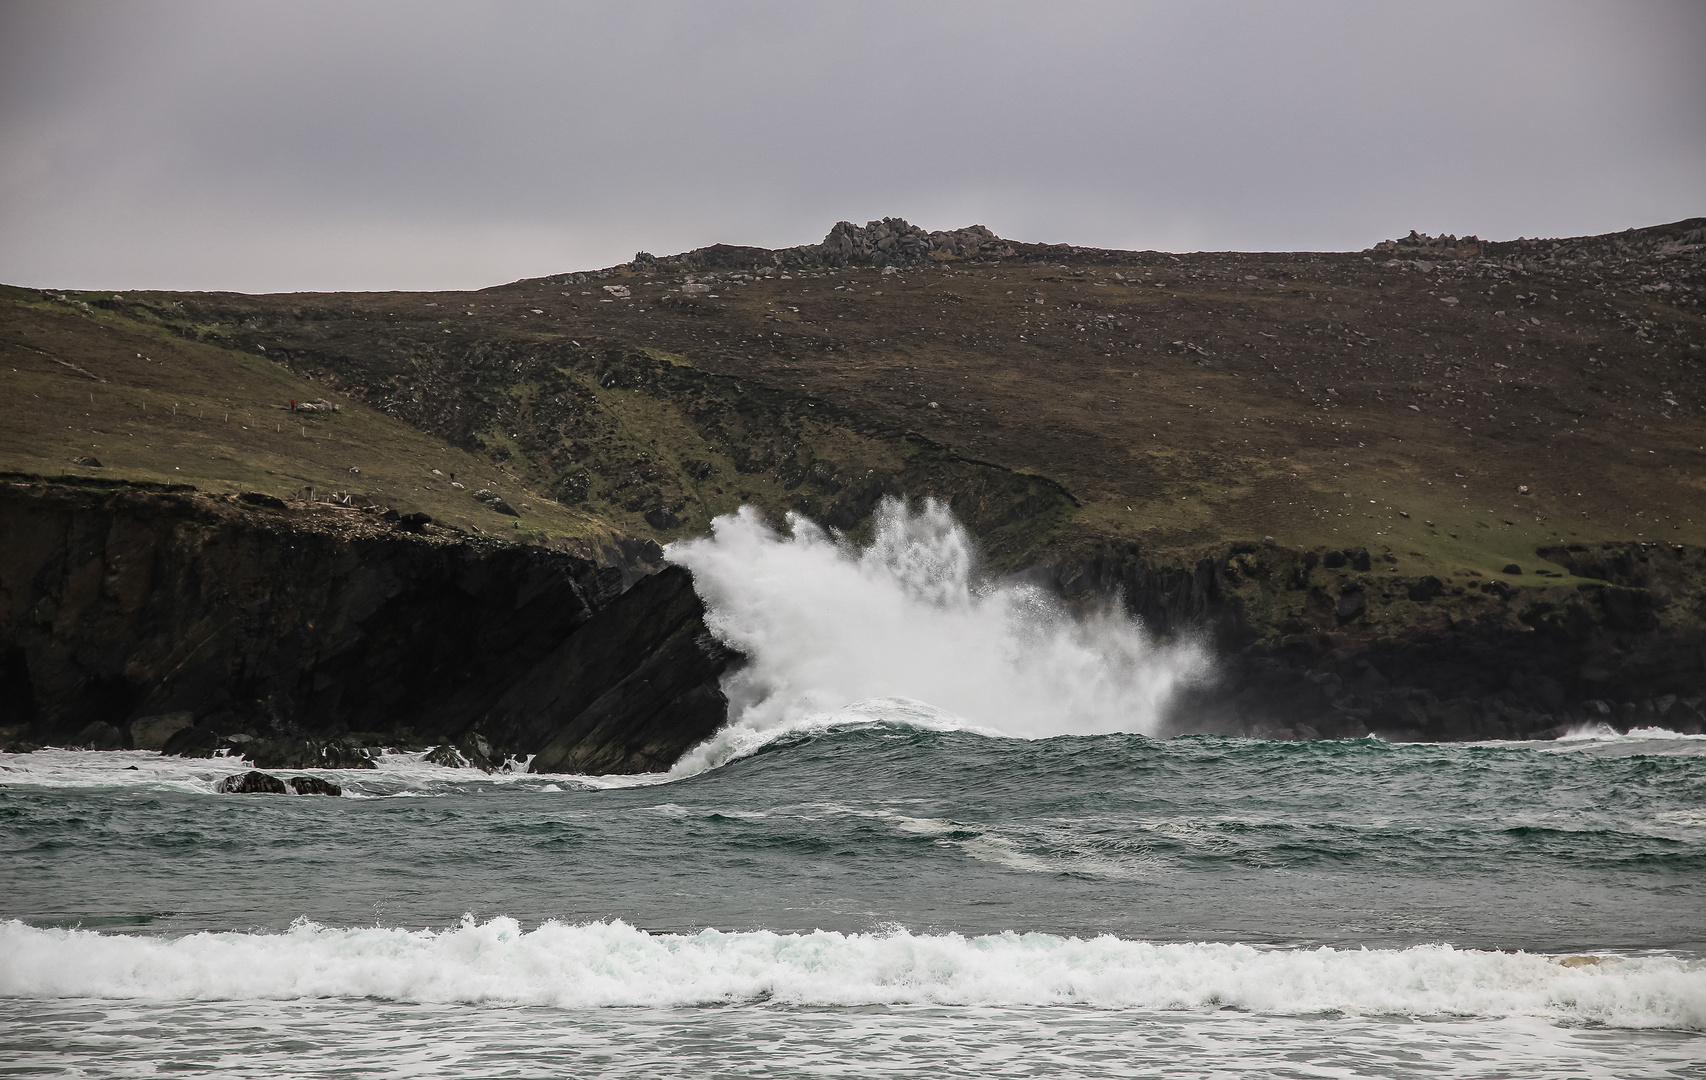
left=0, top=286, right=614, bottom=548
left=4, top=217, right=1703, bottom=650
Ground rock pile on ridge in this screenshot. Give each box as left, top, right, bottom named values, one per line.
left=619, top=218, right=1011, bottom=278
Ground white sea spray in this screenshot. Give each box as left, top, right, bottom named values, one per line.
left=664, top=499, right=1210, bottom=773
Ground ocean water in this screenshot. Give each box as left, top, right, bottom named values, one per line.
left=3, top=502, right=1704, bottom=1077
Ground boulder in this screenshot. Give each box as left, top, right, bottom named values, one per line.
left=161, top=725, right=221, bottom=758
left=1407, top=575, right=1445, bottom=602
left=215, top=771, right=288, bottom=794
left=1336, top=589, right=1367, bottom=623
left=287, top=775, right=342, bottom=796
left=472, top=490, right=520, bottom=517
left=76, top=721, right=123, bottom=750
left=129, top=712, right=194, bottom=751
left=425, top=731, right=500, bottom=771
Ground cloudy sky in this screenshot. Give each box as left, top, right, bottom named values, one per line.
left=2, top=0, right=1701, bottom=293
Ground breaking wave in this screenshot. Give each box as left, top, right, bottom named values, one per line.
left=3, top=918, right=1701, bottom=1028
left=664, top=499, right=1209, bottom=773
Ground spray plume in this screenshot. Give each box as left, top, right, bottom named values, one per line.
left=664, top=499, right=1209, bottom=772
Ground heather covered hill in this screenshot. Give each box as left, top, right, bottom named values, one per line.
left=40, top=215, right=1700, bottom=569
left=4, top=217, right=1704, bottom=739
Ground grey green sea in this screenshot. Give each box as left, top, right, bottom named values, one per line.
left=3, top=725, right=1704, bottom=1078
left=4, top=504, right=1704, bottom=1077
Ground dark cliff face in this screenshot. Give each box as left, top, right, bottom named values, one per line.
left=1045, top=541, right=1706, bottom=741
left=0, top=479, right=737, bottom=773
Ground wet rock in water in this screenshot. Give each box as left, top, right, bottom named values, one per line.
left=76, top=721, right=123, bottom=750
left=423, top=743, right=471, bottom=769
left=161, top=725, right=221, bottom=758
left=129, top=712, right=194, bottom=751
left=287, top=775, right=342, bottom=796
left=215, top=770, right=288, bottom=794
left=250, top=738, right=377, bottom=770
left=424, top=731, right=500, bottom=771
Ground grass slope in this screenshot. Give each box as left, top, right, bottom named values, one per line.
left=4, top=218, right=1703, bottom=646
left=0, top=286, right=612, bottom=547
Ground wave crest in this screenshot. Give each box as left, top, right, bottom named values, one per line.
left=3, top=918, right=1700, bottom=1027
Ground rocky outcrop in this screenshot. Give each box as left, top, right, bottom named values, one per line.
left=0, top=478, right=738, bottom=772
left=212, top=771, right=342, bottom=795
left=1048, top=540, right=1706, bottom=741
left=611, top=218, right=1010, bottom=278
left=214, top=771, right=288, bottom=794
left=287, top=775, right=342, bottom=795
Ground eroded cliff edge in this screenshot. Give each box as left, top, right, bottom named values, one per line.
left=1047, top=539, right=1706, bottom=740
left=4, top=477, right=1703, bottom=767
left=0, top=477, right=737, bottom=772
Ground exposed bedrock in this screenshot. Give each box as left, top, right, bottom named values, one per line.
left=0, top=479, right=737, bottom=772
left=1046, top=541, right=1706, bottom=741
left=5, top=476, right=1701, bottom=759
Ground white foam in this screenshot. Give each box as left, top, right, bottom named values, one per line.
left=1555, top=724, right=1705, bottom=742
left=2, top=918, right=1700, bottom=1029
left=663, top=499, right=1209, bottom=775
left=0, top=748, right=586, bottom=795
left=0, top=748, right=250, bottom=793
left=1535, top=726, right=1706, bottom=759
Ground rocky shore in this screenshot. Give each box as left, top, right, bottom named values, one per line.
left=0, top=477, right=736, bottom=772
left=3, top=475, right=1700, bottom=772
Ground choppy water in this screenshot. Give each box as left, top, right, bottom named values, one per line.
left=3, top=503, right=1704, bottom=1076
left=3, top=727, right=1705, bottom=1077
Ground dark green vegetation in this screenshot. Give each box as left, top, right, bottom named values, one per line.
left=3, top=217, right=1704, bottom=742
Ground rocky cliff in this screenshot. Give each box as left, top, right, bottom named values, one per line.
left=1047, top=539, right=1706, bottom=740
left=0, top=477, right=737, bottom=772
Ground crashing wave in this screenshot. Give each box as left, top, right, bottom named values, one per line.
left=2, top=917, right=1701, bottom=1029
left=662, top=499, right=1209, bottom=775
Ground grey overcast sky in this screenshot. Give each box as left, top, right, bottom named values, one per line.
left=2, top=1, right=1702, bottom=293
